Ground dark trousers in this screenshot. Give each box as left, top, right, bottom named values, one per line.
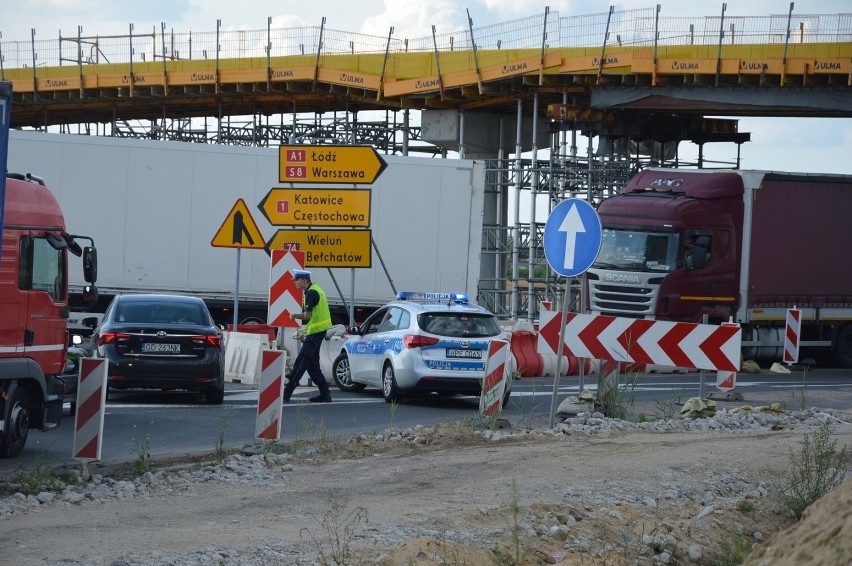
left=284, top=330, right=330, bottom=397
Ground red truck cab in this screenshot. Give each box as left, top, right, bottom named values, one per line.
left=0, top=173, right=97, bottom=457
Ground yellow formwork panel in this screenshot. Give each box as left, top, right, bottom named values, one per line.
left=4, top=42, right=850, bottom=95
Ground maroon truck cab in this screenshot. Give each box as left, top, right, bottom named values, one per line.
left=588, top=168, right=852, bottom=367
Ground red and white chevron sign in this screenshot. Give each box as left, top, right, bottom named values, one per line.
left=783, top=308, right=801, bottom=364
left=256, top=350, right=286, bottom=440
left=537, top=310, right=741, bottom=372
left=72, top=358, right=108, bottom=462
left=480, top=339, right=510, bottom=418
left=268, top=246, right=304, bottom=328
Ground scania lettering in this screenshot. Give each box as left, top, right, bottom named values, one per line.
left=588, top=168, right=852, bottom=367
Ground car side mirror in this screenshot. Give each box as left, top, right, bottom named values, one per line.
left=347, top=325, right=360, bottom=335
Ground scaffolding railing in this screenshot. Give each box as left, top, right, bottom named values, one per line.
left=2, top=7, right=849, bottom=72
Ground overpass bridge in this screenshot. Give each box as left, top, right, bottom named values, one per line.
left=2, top=6, right=851, bottom=319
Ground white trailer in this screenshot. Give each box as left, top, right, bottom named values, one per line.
left=8, top=130, right=486, bottom=324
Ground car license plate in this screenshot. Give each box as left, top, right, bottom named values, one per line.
left=142, top=343, right=181, bottom=354
left=446, top=348, right=482, bottom=359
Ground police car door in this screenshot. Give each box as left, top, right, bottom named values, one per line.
left=348, top=307, right=388, bottom=384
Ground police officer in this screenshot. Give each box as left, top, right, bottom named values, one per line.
left=284, top=269, right=333, bottom=403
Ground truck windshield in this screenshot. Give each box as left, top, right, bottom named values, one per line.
left=593, top=228, right=679, bottom=273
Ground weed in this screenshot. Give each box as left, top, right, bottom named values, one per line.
left=790, top=365, right=810, bottom=411
left=314, top=418, right=330, bottom=451
left=489, top=479, right=530, bottom=565
left=302, top=492, right=369, bottom=566
left=705, top=531, right=751, bottom=566
left=13, top=449, right=63, bottom=495
left=130, top=426, right=152, bottom=478
left=597, top=369, right=639, bottom=420
left=388, top=398, right=399, bottom=427
left=655, top=387, right=687, bottom=420
left=783, top=421, right=848, bottom=519
left=461, top=414, right=499, bottom=432
left=513, top=381, right=545, bottom=431
left=214, top=414, right=230, bottom=463
left=736, top=500, right=755, bottom=514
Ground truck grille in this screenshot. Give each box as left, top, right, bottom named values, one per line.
left=586, top=270, right=662, bottom=316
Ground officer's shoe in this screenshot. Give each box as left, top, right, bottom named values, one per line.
left=309, top=393, right=333, bottom=403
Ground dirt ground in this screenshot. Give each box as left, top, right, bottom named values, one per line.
left=1, top=399, right=851, bottom=565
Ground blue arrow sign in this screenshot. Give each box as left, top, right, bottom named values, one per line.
left=543, top=198, right=602, bottom=277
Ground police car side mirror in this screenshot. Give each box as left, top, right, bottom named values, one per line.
left=348, top=325, right=361, bottom=335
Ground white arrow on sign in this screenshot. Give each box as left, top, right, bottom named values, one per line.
left=558, top=203, right=586, bottom=270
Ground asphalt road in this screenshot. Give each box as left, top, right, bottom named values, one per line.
left=2, top=368, right=851, bottom=476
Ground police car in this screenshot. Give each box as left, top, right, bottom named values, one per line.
left=331, top=292, right=513, bottom=404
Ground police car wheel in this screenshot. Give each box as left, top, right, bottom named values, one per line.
left=382, top=363, right=401, bottom=403
left=332, top=353, right=366, bottom=392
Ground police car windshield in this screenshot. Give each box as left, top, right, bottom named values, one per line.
left=418, top=313, right=501, bottom=338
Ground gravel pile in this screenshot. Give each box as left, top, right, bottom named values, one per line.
left=2, top=406, right=848, bottom=565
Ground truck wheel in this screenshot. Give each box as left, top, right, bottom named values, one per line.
left=0, top=388, right=31, bottom=458
left=835, top=324, right=852, bottom=369
left=332, top=353, right=366, bottom=392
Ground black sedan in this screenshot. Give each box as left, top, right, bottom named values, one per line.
left=93, top=294, right=225, bottom=404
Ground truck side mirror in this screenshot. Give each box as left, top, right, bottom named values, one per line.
left=83, top=246, right=98, bottom=283
left=82, top=284, right=98, bottom=304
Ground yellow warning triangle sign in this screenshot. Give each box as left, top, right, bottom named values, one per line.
left=211, top=199, right=265, bottom=249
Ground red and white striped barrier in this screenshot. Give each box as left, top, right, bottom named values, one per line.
left=256, top=350, right=287, bottom=440
left=268, top=247, right=304, bottom=328
left=480, top=339, right=510, bottom=418
left=72, top=358, right=108, bottom=462
left=784, top=308, right=801, bottom=364
left=538, top=310, right=741, bottom=372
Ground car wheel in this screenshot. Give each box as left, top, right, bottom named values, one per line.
left=205, top=385, right=225, bottom=405
left=69, top=402, right=77, bottom=416
left=332, top=353, right=366, bottom=392
left=0, top=387, right=30, bottom=458
left=382, top=363, right=401, bottom=403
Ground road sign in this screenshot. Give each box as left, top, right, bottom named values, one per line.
left=784, top=308, right=802, bottom=364
left=266, top=229, right=372, bottom=268
left=258, top=188, right=371, bottom=227
left=537, top=310, right=742, bottom=372
left=279, top=145, right=387, bottom=184
left=268, top=247, right=304, bottom=328
left=73, top=358, right=108, bottom=462
left=256, top=350, right=287, bottom=441
left=543, top=198, right=602, bottom=277
left=480, top=339, right=510, bottom=418
left=211, top=199, right=265, bottom=249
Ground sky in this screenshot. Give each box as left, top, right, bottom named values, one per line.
left=2, top=0, right=851, bottom=175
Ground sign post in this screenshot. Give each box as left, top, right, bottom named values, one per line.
left=542, top=198, right=602, bottom=428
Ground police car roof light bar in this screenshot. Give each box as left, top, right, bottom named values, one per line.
left=396, top=291, right=469, bottom=304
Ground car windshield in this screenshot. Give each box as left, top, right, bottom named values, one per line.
left=418, top=313, right=501, bottom=338
left=593, top=228, right=680, bottom=272
left=116, top=301, right=208, bottom=325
